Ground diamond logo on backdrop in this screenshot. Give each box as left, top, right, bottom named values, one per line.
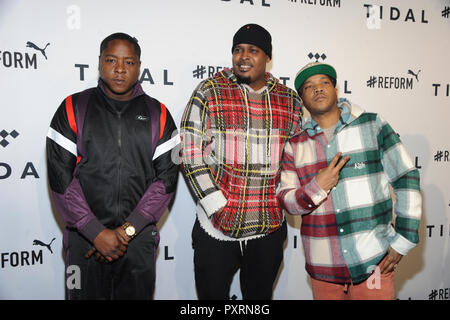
left=0, top=129, right=20, bottom=148
left=308, top=52, right=327, bottom=62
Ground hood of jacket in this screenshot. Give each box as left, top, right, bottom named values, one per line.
left=301, top=97, right=365, bottom=137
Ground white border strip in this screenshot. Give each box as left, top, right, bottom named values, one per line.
left=47, top=127, right=77, bottom=156
left=152, top=133, right=180, bottom=161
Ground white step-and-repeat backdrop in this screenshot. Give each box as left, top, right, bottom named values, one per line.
left=1, top=0, right=449, bottom=300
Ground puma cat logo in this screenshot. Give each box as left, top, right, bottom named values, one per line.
left=33, top=237, right=56, bottom=254
left=26, top=41, right=50, bottom=59
left=407, top=69, right=421, bottom=82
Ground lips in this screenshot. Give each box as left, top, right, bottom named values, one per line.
left=113, top=78, right=126, bottom=86
left=238, top=63, right=252, bottom=72
left=314, top=94, right=327, bottom=102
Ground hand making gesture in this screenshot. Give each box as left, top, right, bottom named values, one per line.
left=315, top=152, right=350, bottom=192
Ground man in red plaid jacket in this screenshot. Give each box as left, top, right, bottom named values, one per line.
left=180, top=24, right=302, bottom=299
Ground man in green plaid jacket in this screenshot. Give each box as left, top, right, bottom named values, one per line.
left=277, top=62, right=422, bottom=299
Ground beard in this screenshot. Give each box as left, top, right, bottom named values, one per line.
left=235, top=74, right=251, bottom=85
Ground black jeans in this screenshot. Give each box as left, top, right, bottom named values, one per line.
left=192, top=219, right=287, bottom=300
left=64, top=224, right=158, bottom=300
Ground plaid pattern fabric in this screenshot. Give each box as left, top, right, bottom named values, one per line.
left=180, top=68, right=302, bottom=239
left=277, top=98, right=422, bottom=284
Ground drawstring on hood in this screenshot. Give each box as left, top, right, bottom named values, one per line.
left=238, top=79, right=274, bottom=172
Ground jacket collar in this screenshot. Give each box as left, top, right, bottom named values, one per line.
left=302, top=98, right=365, bottom=137
left=98, top=79, right=145, bottom=100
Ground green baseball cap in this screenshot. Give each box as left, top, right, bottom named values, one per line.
left=294, top=62, right=337, bottom=93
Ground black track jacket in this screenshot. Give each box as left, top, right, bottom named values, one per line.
left=46, top=81, right=179, bottom=243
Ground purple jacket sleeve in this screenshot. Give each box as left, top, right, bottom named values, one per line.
left=51, top=176, right=105, bottom=242
left=126, top=180, right=174, bottom=234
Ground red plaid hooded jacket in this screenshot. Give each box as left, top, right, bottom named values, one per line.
left=180, top=68, right=302, bottom=239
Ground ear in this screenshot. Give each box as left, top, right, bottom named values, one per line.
left=137, top=60, right=142, bottom=75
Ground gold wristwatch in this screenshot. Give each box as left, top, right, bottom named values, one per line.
left=122, top=222, right=136, bottom=239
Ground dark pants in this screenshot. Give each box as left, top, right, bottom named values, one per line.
left=192, top=219, right=287, bottom=300
left=64, top=224, right=158, bottom=300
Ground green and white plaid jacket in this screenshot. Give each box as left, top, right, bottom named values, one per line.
left=277, top=98, right=422, bottom=284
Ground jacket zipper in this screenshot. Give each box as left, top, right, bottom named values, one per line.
left=117, top=113, right=122, bottom=223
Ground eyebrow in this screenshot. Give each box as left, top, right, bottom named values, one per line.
left=234, top=44, right=259, bottom=49
left=104, top=54, right=137, bottom=60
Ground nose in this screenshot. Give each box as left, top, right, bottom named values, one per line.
left=239, top=48, right=250, bottom=60
left=314, top=86, right=322, bottom=93
left=115, top=59, right=126, bottom=73
left=314, top=83, right=324, bottom=93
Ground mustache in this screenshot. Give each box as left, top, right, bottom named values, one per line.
left=313, top=93, right=326, bottom=100
left=237, top=60, right=253, bottom=67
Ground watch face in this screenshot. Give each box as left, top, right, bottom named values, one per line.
left=125, top=226, right=136, bottom=236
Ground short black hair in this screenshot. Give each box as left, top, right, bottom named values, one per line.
left=100, top=32, right=141, bottom=58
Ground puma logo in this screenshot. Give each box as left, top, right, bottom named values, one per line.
left=407, top=69, right=421, bottom=82
left=33, top=238, right=56, bottom=254
left=26, top=41, right=50, bottom=60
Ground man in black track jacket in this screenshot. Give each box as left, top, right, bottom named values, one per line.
left=46, top=33, right=179, bottom=299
